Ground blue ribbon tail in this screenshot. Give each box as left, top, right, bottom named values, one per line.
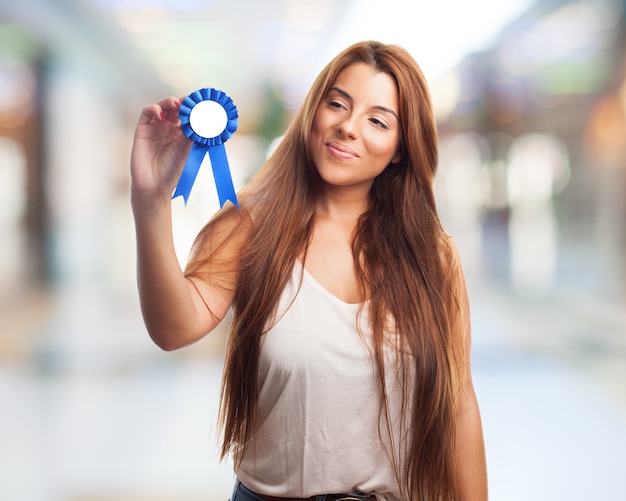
left=208, top=144, right=239, bottom=208
left=173, top=143, right=207, bottom=205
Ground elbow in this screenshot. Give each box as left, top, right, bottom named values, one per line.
left=148, top=331, right=180, bottom=352
left=140, top=307, right=213, bottom=351
left=145, top=322, right=190, bottom=352
left=151, top=336, right=182, bottom=352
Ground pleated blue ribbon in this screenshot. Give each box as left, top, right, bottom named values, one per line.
left=173, top=87, right=239, bottom=208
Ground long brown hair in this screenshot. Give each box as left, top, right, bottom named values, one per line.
left=187, top=40, right=469, bottom=501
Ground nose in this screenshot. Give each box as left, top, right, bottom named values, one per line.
left=337, top=114, right=358, bottom=139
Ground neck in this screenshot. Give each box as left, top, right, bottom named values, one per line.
left=315, top=186, right=370, bottom=222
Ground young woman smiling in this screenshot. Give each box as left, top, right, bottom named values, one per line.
left=131, top=40, right=488, bottom=501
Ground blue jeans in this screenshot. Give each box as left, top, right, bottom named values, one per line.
left=229, top=480, right=375, bottom=501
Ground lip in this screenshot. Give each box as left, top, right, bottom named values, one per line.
left=326, top=141, right=358, bottom=160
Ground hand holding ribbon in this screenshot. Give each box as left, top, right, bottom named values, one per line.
left=173, top=87, right=239, bottom=208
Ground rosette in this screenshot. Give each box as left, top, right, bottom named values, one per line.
left=173, top=87, right=239, bottom=208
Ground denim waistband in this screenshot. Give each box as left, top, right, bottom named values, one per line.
left=229, top=479, right=376, bottom=501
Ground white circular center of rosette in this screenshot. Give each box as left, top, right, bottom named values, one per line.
left=189, top=100, right=228, bottom=139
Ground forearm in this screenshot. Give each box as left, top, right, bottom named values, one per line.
left=132, top=192, right=207, bottom=350
left=455, top=387, right=488, bottom=500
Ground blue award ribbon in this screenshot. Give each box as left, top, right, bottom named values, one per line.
left=173, top=87, right=239, bottom=208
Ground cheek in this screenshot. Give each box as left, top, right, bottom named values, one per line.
left=370, top=136, right=400, bottom=161
left=311, top=109, right=330, bottom=136
left=309, top=114, right=324, bottom=145
left=309, top=117, right=325, bottom=165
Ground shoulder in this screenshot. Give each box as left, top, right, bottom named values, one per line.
left=439, top=232, right=462, bottom=267
left=437, top=233, right=469, bottom=304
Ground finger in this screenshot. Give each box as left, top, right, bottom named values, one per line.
left=137, top=97, right=182, bottom=126
left=160, top=96, right=183, bottom=123
left=137, top=103, right=166, bottom=126
left=159, top=96, right=182, bottom=111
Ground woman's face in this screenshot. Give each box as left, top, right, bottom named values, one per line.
left=309, top=63, right=402, bottom=195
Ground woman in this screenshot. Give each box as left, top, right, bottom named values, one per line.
left=131, top=41, right=487, bottom=501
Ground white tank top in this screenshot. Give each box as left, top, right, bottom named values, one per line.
left=236, top=261, right=402, bottom=500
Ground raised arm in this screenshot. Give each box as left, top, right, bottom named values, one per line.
left=130, top=97, right=240, bottom=350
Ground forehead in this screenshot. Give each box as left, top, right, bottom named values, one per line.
left=331, top=63, right=398, bottom=111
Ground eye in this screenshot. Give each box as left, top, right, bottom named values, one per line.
left=369, top=117, right=390, bottom=130
left=326, top=99, right=347, bottom=110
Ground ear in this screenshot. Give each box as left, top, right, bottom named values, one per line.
left=391, top=148, right=403, bottom=164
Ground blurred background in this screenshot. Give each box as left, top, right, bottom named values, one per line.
left=1, top=0, right=625, bottom=500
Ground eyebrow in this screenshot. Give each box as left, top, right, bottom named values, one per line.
left=329, top=86, right=399, bottom=122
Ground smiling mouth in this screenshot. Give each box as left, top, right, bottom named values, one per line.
left=327, top=142, right=358, bottom=159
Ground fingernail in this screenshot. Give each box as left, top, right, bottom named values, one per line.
left=160, top=112, right=166, bottom=121
left=174, top=100, right=181, bottom=108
